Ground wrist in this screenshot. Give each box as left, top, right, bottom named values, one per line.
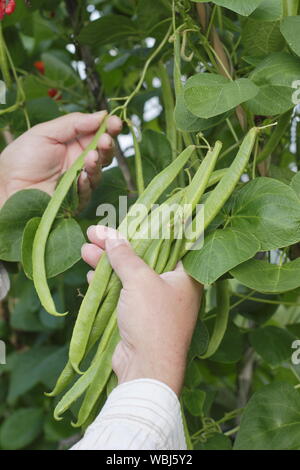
left=113, top=344, right=186, bottom=396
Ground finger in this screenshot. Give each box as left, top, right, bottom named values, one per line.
left=84, top=150, right=102, bottom=189
left=86, top=225, right=108, bottom=249
left=106, top=115, right=123, bottom=137
left=79, top=132, right=115, bottom=167
left=87, top=225, right=156, bottom=286
left=97, top=133, right=115, bottom=166
left=78, top=170, right=92, bottom=209
left=81, top=243, right=103, bottom=269
left=31, top=110, right=108, bottom=143
left=104, top=230, right=157, bottom=287
left=87, top=270, right=95, bottom=284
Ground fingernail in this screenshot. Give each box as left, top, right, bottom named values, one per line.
left=81, top=170, right=88, bottom=181
left=81, top=243, right=89, bottom=254
left=94, top=110, right=108, bottom=119
left=102, top=133, right=113, bottom=148
left=87, top=225, right=97, bottom=237
left=87, top=270, right=94, bottom=283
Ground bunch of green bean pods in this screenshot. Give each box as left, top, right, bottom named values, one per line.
left=29, top=108, right=258, bottom=425
left=38, top=127, right=259, bottom=427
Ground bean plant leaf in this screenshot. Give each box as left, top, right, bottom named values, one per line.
left=246, top=52, right=300, bottom=114
left=174, top=93, right=229, bottom=132
left=280, top=16, right=300, bottom=57
left=234, top=383, right=300, bottom=450
left=191, top=0, right=263, bottom=16
left=78, top=15, right=141, bottom=46
left=42, top=52, right=80, bottom=87
left=184, top=74, right=258, bottom=119
left=182, top=389, right=206, bottom=416
left=195, top=433, right=232, bottom=450
left=231, top=258, right=300, bottom=294
left=230, top=178, right=300, bottom=250
left=183, top=228, right=260, bottom=285
left=290, top=171, right=300, bottom=199
left=0, top=408, right=44, bottom=450
left=250, top=0, right=283, bottom=21
left=250, top=326, right=295, bottom=366
left=230, top=291, right=279, bottom=324
left=0, top=189, right=50, bottom=262
left=242, top=19, right=285, bottom=57
left=8, top=346, right=68, bottom=403
left=22, top=217, right=85, bottom=280
left=205, top=320, right=244, bottom=363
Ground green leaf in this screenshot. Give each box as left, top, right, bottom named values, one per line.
left=189, top=321, right=210, bottom=360
left=208, top=321, right=244, bottom=363
left=42, top=52, right=80, bottom=87
left=136, top=0, right=170, bottom=32
left=250, top=0, right=283, bottom=21
left=231, top=258, right=300, bottom=294
left=250, top=52, right=300, bottom=87
left=230, top=178, right=300, bottom=250
left=280, top=16, right=300, bottom=57
left=290, top=171, right=300, bottom=199
left=22, top=218, right=85, bottom=279
left=245, top=85, right=293, bottom=115
left=242, top=19, right=285, bottom=57
left=140, top=129, right=172, bottom=176
left=183, top=228, right=260, bottom=285
left=26, top=97, right=61, bottom=124
left=195, top=433, right=232, bottom=450
left=174, top=93, right=229, bottom=132
left=234, top=383, right=300, bottom=449
left=184, top=74, right=258, bottom=119
left=44, top=414, right=76, bottom=443
left=183, top=389, right=206, bottom=416
left=78, top=15, right=140, bottom=47
left=191, top=0, right=263, bottom=16
left=0, top=408, right=43, bottom=450
left=8, top=346, right=68, bottom=403
left=246, top=52, right=300, bottom=114
left=230, top=291, right=279, bottom=324
left=0, top=190, right=50, bottom=262
left=250, top=326, right=295, bottom=366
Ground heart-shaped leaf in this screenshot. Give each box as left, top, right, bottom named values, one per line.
left=183, top=228, right=260, bottom=285
left=234, top=383, right=300, bottom=449
left=184, top=73, right=258, bottom=119
left=231, top=258, right=300, bottom=293
left=22, top=217, right=85, bottom=279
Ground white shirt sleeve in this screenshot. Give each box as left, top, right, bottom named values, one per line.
left=71, top=379, right=187, bottom=450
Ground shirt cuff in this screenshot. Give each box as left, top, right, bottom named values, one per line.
left=84, top=378, right=187, bottom=450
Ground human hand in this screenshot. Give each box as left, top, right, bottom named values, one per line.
left=81, top=226, right=203, bottom=396
left=0, top=111, right=123, bottom=208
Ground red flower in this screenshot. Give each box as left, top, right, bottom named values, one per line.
left=48, top=88, right=62, bottom=101
left=5, top=0, right=16, bottom=15
left=0, top=0, right=16, bottom=19
left=34, top=61, right=45, bottom=75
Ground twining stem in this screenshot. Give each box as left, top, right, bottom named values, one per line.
left=122, top=24, right=172, bottom=121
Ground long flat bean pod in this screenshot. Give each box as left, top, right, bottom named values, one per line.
left=201, top=280, right=229, bottom=358
left=32, top=117, right=108, bottom=317
left=69, top=146, right=195, bottom=372
left=183, top=127, right=259, bottom=252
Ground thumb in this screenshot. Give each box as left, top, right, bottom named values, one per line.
left=105, top=235, right=155, bottom=287
left=31, top=111, right=107, bottom=143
